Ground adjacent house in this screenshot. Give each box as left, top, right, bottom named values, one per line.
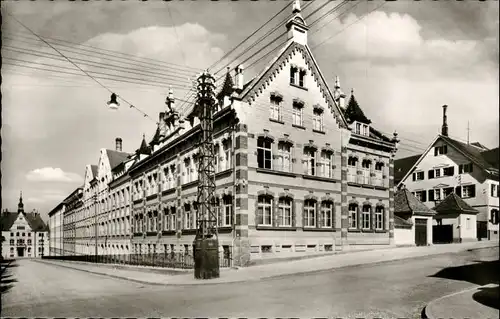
left=1, top=193, right=49, bottom=259
left=433, top=193, right=479, bottom=243
left=395, top=105, right=499, bottom=241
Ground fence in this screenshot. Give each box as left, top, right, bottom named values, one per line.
left=42, top=252, right=232, bottom=269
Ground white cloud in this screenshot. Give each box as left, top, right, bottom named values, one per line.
left=26, top=167, right=82, bottom=183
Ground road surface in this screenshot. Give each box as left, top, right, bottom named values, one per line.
left=1, top=246, right=498, bottom=318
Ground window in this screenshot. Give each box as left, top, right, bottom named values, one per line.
left=313, top=108, right=323, bottom=131
left=320, top=201, right=333, bottom=228
left=348, top=156, right=358, bottom=167
left=277, top=142, right=292, bottom=172
left=443, top=166, right=454, bottom=176
left=412, top=171, right=425, bottom=181
left=362, top=205, right=371, bottom=229
left=443, top=187, right=454, bottom=197
left=348, top=204, right=358, bottom=229
left=375, top=206, right=384, bottom=230
left=214, top=144, right=220, bottom=173
left=222, top=139, right=232, bottom=171
left=362, top=124, right=369, bottom=136
left=218, top=196, right=233, bottom=227
left=290, top=66, right=297, bottom=85
left=278, top=197, right=292, bottom=227
left=16, top=232, right=19, bottom=236
left=491, top=209, right=499, bottom=225
left=304, top=200, right=316, bottom=227
left=10, top=232, right=13, bottom=237
left=184, top=158, right=191, bottom=183
left=17, top=226, right=25, bottom=230
left=320, top=151, right=333, bottom=178
left=459, top=163, right=473, bottom=174
left=355, top=123, right=361, bottom=134
left=375, top=162, right=384, bottom=171
left=362, top=160, right=371, bottom=169
left=298, top=69, right=306, bottom=87
left=428, top=188, right=441, bottom=201
left=22, top=232, right=25, bottom=237
left=491, top=184, right=499, bottom=197
left=434, top=145, right=448, bottom=156
left=257, top=196, right=273, bottom=226
left=9, top=239, right=14, bottom=245
left=171, top=208, right=177, bottom=231
left=305, top=148, right=316, bottom=176
left=462, top=184, right=476, bottom=198
left=27, top=239, right=32, bottom=245
left=257, top=137, right=273, bottom=169
left=292, top=102, right=303, bottom=126
left=184, top=204, right=192, bottom=229
left=414, top=190, right=427, bottom=202
left=270, top=96, right=282, bottom=121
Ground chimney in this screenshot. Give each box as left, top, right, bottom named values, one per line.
left=115, top=137, right=123, bottom=152
left=235, top=65, right=244, bottom=90
left=441, top=105, right=448, bottom=137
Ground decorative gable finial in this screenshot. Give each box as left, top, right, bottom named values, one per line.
left=335, top=76, right=340, bottom=89
left=166, top=86, right=175, bottom=112
left=351, top=88, right=354, bottom=95
left=293, top=0, right=301, bottom=13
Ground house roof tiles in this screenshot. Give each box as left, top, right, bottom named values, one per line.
left=394, top=154, right=421, bottom=185
left=343, top=92, right=371, bottom=125
left=434, top=192, right=478, bottom=215
left=106, top=149, right=131, bottom=170
left=0, top=212, right=48, bottom=232
left=394, top=188, right=434, bottom=216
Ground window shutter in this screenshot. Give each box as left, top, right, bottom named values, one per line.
left=412, top=173, right=416, bottom=181
left=434, top=147, right=438, bottom=156
left=470, top=185, right=476, bottom=197
left=455, top=186, right=462, bottom=197
left=459, top=165, right=463, bottom=174
left=421, top=191, right=427, bottom=202
left=443, top=145, right=448, bottom=153
left=428, top=190, right=434, bottom=201
left=449, top=166, right=455, bottom=176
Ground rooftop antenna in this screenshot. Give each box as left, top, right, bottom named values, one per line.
left=467, top=121, right=470, bottom=145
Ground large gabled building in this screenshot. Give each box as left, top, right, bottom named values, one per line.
left=125, top=0, right=398, bottom=266
left=2, top=193, right=49, bottom=259
left=395, top=105, right=499, bottom=241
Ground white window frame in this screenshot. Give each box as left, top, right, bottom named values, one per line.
left=277, top=142, right=292, bottom=172
left=434, top=189, right=441, bottom=201
left=320, top=151, right=333, bottom=178
left=184, top=158, right=191, bottom=184
left=375, top=206, right=383, bottom=230
left=184, top=205, right=192, bottom=229
left=355, top=123, right=361, bottom=134
left=270, top=97, right=282, bottom=121
left=306, top=149, right=316, bottom=176
left=321, top=201, right=333, bottom=228
left=214, top=144, right=220, bottom=173
left=304, top=200, right=316, bottom=227
left=348, top=204, right=358, bottom=229
left=292, top=103, right=303, bottom=126
left=257, top=137, right=273, bottom=170
left=312, top=108, right=323, bottom=131
left=362, top=205, right=371, bottom=229
left=257, top=196, right=273, bottom=226
left=223, top=139, right=232, bottom=171
left=279, top=197, right=292, bottom=227
left=218, top=197, right=233, bottom=227
left=362, top=124, right=369, bottom=136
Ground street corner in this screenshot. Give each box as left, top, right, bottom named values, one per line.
left=423, top=284, right=500, bottom=319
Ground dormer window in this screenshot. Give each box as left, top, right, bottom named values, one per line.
left=354, top=121, right=369, bottom=136
left=434, top=145, right=448, bottom=156
left=290, top=65, right=306, bottom=88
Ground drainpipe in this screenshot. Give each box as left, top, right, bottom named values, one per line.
left=231, top=113, right=237, bottom=267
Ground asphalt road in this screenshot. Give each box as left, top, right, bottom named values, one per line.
left=1, top=247, right=498, bottom=318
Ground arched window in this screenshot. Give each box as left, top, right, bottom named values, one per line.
left=320, top=201, right=333, bottom=228
left=303, top=199, right=316, bottom=227
left=375, top=206, right=384, bottom=230
left=348, top=204, right=358, bottom=229
left=362, top=205, right=371, bottom=229
left=278, top=197, right=293, bottom=227
left=257, top=137, right=273, bottom=169
left=257, top=195, right=273, bottom=226
left=348, top=156, right=358, bottom=167
left=375, top=162, right=384, bottom=171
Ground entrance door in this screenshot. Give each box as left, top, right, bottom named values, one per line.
left=415, top=218, right=428, bottom=246
left=17, top=247, right=25, bottom=257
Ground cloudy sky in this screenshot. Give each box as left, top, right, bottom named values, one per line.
left=1, top=0, right=498, bottom=221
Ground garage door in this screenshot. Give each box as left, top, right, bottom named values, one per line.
left=415, top=218, right=428, bottom=246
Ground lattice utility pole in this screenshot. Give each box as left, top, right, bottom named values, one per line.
left=193, top=71, right=220, bottom=279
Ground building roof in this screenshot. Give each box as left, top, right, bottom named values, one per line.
left=106, top=149, right=131, bottom=170
left=0, top=212, right=48, bottom=232
left=90, top=164, right=98, bottom=177
left=136, top=134, right=152, bottom=156
left=216, top=69, right=234, bottom=101
left=394, top=215, right=413, bottom=228
left=470, top=141, right=489, bottom=150
left=394, top=154, right=421, bottom=185
left=343, top=92, right=371, bottom=125
left=434, top=192, right=479, bottom=215
left=394, top=188, right=434, bottom=216
left=441, top=136, right=497, bottom=173
left=480, top=147, right=499, bottom=169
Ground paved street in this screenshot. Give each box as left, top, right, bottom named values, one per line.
left=1, top=246, right=498, bottom=318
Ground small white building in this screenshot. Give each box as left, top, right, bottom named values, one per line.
left=394, top=188, right=434, bottom=246
left=1, top=193, right=49, bottom=259
left=433, top=192, right=478, bottom=243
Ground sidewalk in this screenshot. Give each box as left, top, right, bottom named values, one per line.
left=424, top=284, right=499, bottom=319
left=36, top=240, right=497, bottom=286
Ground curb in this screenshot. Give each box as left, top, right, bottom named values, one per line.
left=422, top=284, right=498, bottom=319
left=33, top=243, right=498, bottom=287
